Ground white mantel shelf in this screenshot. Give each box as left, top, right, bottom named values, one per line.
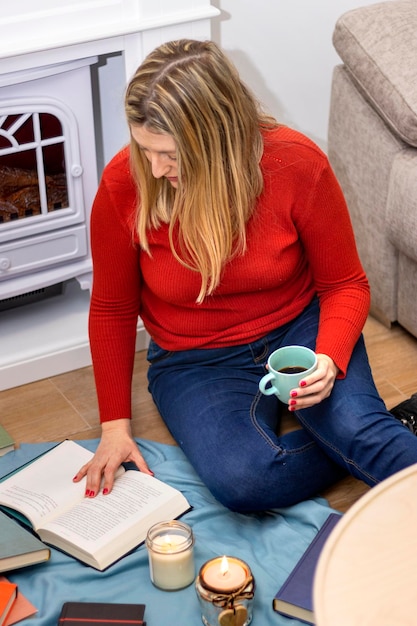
left=0, top=6, right=220, bottom=59
left=0, top=1, right=220, bottom=78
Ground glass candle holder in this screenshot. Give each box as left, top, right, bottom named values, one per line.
left=195, top=556, right=255, bottom=626
left=146, top=520, right=195, bottom=590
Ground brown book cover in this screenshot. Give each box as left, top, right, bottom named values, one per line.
left=58, top=602, right=146, bottom=625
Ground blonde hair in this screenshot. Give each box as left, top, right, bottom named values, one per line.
left=125, top=39, right=277, bottom=302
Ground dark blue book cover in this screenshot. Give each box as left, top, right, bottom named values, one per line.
left=273, top=512, right=341, bottom=624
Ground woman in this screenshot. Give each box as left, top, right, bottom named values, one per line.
left=74, top=39, right=417, bottom=511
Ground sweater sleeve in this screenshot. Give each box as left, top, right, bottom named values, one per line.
left=295, top=156, right=370, bottom=376
left=88, top=153, right=141, bottom=421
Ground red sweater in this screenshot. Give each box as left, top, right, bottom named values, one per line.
left=89, top=126, right=370, bottom=421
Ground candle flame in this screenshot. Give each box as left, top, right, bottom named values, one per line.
left=163, top=534, right=172, bottom=548
left=220, top=555, right=229, bottom=576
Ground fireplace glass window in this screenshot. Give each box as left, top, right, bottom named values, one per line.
left=0, top=111, right=69, bottom=224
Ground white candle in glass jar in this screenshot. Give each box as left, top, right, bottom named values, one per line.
left=146, top=520, right=195, bottom=590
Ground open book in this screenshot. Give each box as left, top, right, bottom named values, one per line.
left=0, top=440, right=191, bottom=571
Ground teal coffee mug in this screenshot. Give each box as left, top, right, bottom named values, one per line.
left=259, top=345, right=317, bottom=404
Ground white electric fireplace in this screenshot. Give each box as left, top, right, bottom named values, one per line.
left=0, top=58, right=98, bottom=298
left=0, top=0, right=219, bottom=390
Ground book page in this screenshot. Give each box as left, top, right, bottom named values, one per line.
left=42, top=471, right=187, bottom=551
left=0, top=441, right=92, bottom=529
left=37, top=470, right=189, bottom=569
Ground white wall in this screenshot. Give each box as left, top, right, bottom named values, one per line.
left=98, top=0, right=382, bottom=161
left=210, top=0, right=381, bottom=149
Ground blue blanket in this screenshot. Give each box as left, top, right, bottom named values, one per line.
left=0, top=439, right=336, bottom=625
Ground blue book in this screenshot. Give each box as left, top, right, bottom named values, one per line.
left=273, top=513, right=341, bottom=624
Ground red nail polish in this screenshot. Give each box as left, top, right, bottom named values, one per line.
left=290, top=390, right=298, bottom=398
left=103, top=488, right=109, bottom=495
left=85, top=489, right=90, bottom=497
left=89, top=490, right=95, bottom=498
left=289, top=399, right=297, bottom=406
left=300, top=380, right=307, bottom=387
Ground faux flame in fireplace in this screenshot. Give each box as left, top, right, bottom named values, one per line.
left=0, top=111, right=69, bottom=224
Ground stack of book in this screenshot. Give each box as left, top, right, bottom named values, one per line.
left=0, top=578, right=37, bottom=626
left=0, top=580, right=16, bottom=626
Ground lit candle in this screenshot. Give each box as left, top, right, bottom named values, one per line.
left=202, top=556, right=248, bottom=592
left=146, top=520, right=195, bottom=590
left=195, top=556, right=255, bottom=626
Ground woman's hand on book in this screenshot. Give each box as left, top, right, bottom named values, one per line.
left=72, top=418, right=153, bottom=497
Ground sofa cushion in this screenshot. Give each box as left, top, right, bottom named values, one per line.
left=386, top=150, right=417, bottom=262
left=333, top=0, right=417, bottom=147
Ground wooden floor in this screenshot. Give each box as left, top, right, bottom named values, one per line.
left=2, top=314, right=417, bottom=513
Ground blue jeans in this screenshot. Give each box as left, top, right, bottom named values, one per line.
left=147, top=298, right=417, bottom=512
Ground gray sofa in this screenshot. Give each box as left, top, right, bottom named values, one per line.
left=328, top=0, right=417, bottom=338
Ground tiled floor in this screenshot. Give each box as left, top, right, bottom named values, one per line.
left=2, top=314, right=417, bottom=512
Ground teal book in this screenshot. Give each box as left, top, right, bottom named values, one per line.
left=0, top=426, right=14, bottom=457
left=0, top=510, right=50, bottom=573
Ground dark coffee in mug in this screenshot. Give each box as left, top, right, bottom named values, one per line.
left=278, top=366, right=308, bottom=375
left=259, top=346, right=317, bottom=403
